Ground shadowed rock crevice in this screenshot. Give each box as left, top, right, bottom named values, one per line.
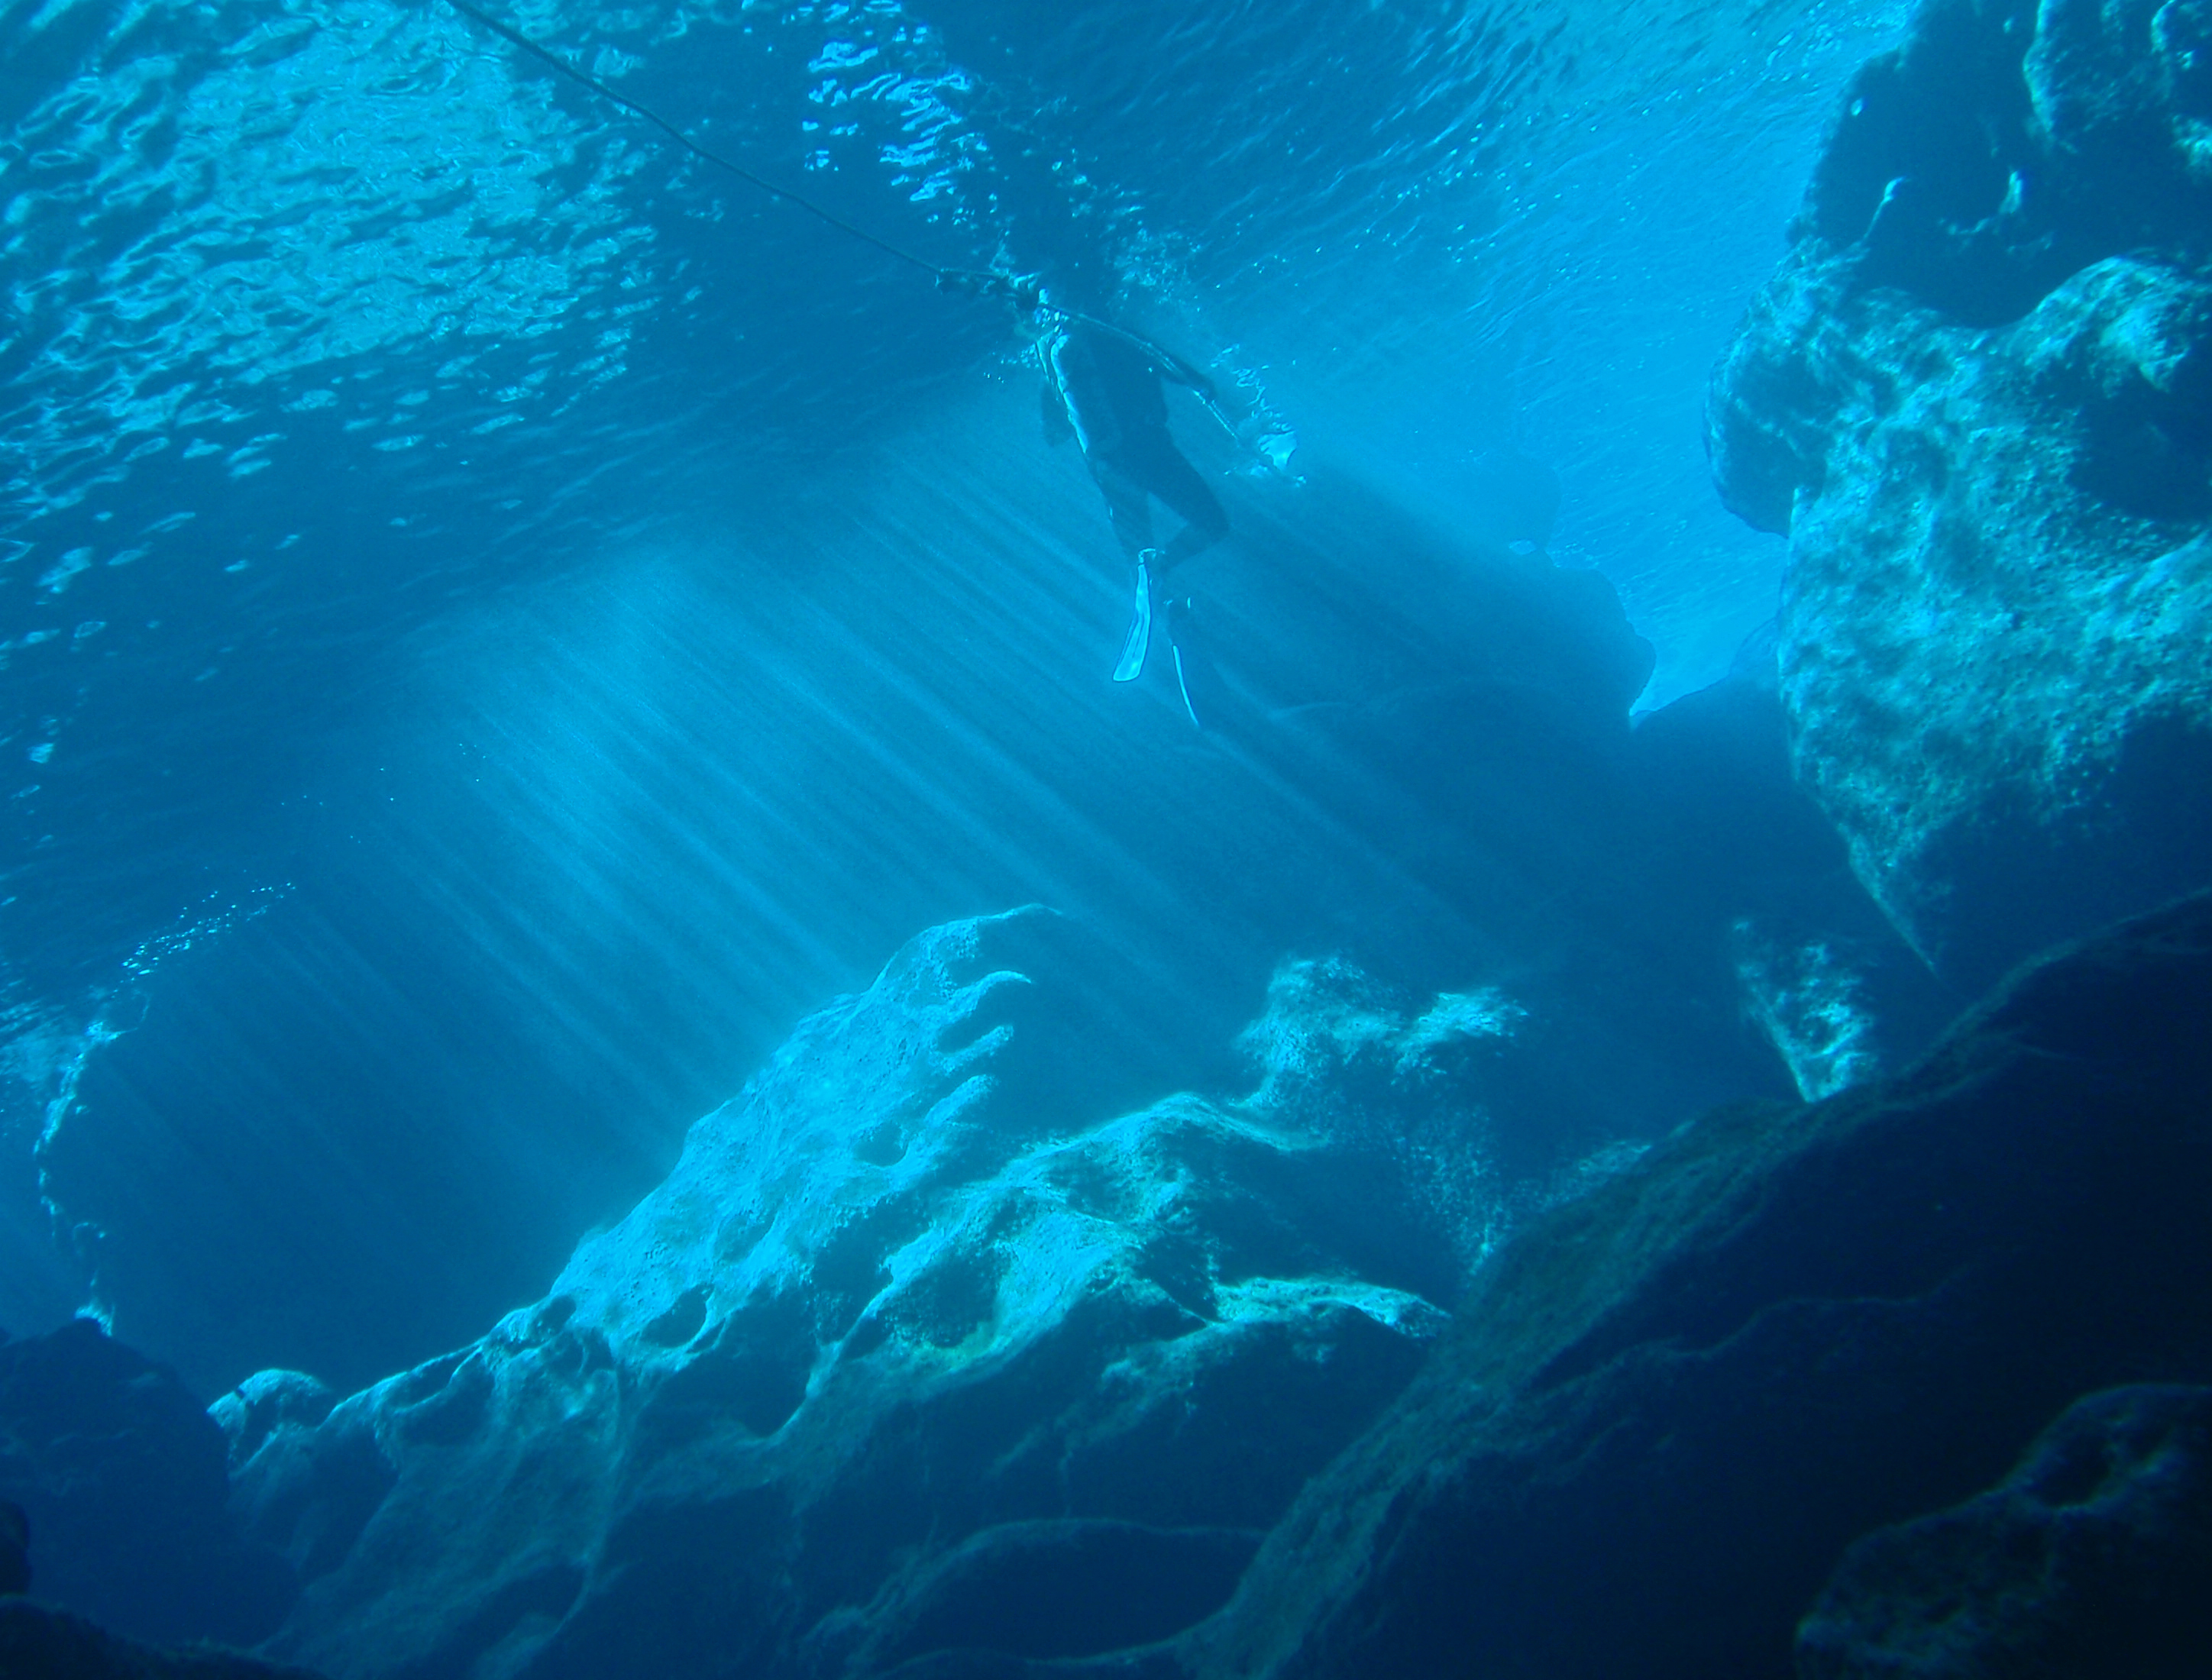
left=856, top=1521, right=1260, bottom=1669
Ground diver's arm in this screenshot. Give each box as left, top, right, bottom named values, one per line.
left=1149, top=346, right=1220, bottom=402
left=1066, top=312, right=1220, bottom=402
left=1049, top=333, right=1125, bottom=457
left=1041, top=380, right=1074, bottom=447
left=1036, top=336, right=1076, bottom=447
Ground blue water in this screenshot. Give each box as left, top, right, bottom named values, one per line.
left=2, top=0, right=1906, bottom=1387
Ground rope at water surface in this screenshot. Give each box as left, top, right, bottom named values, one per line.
left=435, top=0, right=1243, bottom=435
left=435, top=0, right=1030, bottom=305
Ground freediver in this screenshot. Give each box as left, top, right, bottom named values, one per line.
left=1032, top=296, right=1231, bottom=722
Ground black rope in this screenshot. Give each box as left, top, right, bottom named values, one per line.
left=438, top=0, right=1237, bottom=425
left=438, top=0, right=1030, bottom=300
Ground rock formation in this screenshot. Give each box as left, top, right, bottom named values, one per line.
left=1708, top=0, right=2212, bottom=987
left=0, top=1318, right=295, bottom=1648
left=196, top=525, right=1982, bottom=1680
left=0, top=1597, right=330, bottom=1680
left=1189, top=890, right=2212, bottom=1679
left=234, top=909, right=1497, bottom=1679
left=1799, top=1383, right=2212, bottom=1678
left=222, top=887, right=2212, bottom=1679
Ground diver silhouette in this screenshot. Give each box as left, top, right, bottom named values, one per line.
left=1035, top=305, right=1229, bottom=721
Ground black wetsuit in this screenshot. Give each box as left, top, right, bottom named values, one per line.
left=1042, top=321, right=1227, bottom=569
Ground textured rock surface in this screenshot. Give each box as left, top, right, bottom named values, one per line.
left=1186, top=890, right=2212, bottom=1680
left=236, top=909, right=1502, bottom=1680
left=1799, top=1383, right=2212, bottom=1678
left=32, top=445, right=1956, bottom=1411
left=1707, top=0, right=2212, bottom=986
left=0, top=1320, right=295, bottom=1648
left=212, top=635, right=1966, bottom=1678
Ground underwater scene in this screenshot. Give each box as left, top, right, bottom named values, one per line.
left=5, top=0, right=2212, bottom=1673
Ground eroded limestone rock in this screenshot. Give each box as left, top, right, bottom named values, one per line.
left=236, top=909, right=1496, bottom=1680
left=1708, top=0, right=2212, bottom=984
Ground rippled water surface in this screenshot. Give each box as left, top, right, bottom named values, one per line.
left=2, top=0, right=1907, bottom=1369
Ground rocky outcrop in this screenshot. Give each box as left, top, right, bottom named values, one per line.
left=37, top=472, right=1897, bottom=1405
left=1798, top=1383, right=2212, bottom=1678
left=224, top=890, right=2212, bottom=1680
left=1627, top=626, right=1950, bottom=1101
left=234, top=909, right=1507, bottom=1680
left=1707, top=0, right=2212, bottom=987
left=1186, top=890, right=2212, bottom=1680
left=0, top=1320, right=295, bottom=1649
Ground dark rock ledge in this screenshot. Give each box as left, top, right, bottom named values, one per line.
left=1185, top=890, right=2212, bottom=1680
left=0, top=1595, right=329, bottom=1680
left=0, top=1326, right=319, bottom=1679
left=0, top=1317, right=298, bottom=1666
left=1800, top=1381, right=2212, bottom=1678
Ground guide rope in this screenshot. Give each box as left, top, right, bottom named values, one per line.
left=437, top=0, right=1239, bottom=428
left=437, top=0, right=1026, bottom=305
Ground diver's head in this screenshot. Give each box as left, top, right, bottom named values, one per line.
left=1030, top=252, right=1112, bottom=320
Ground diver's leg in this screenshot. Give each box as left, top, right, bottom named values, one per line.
left=1163, top=595, right=1207, bottom=728
left=1090, top=459, right=1155, bottom=563
left=1143, top=447, right=1229, bottom=572
left=1090, top=460, right=1159, bottom=680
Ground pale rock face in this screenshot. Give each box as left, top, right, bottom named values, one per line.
left=1729, top=918, right=1881, bottom=1100
left=1774, top=260, right=2212, bottom=974
left=231, top=909, right=1492, bottom=1680
left=1708, top=0, right=2212, bottom=985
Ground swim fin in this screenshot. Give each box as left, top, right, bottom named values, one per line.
left=1112, top=556, right=1154, bottom=682
left=1171, top=641, right=1202, bottom=729
left=1166, top=593, right=1211, bottom=730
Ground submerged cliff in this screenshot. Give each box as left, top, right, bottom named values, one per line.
left=1707, top=0, right=2212, bottom=987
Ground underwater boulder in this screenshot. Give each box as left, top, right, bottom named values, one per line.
left=0, top=1318, right=296, bottom=1648
left=1185, top=890, right=2212, bottom=1679
left=1706, top=0, right=2212, bottom=988
left=235, top=907, right=1487, bottom=1680
left=1797, top=1383, right=2212, bottom=1678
